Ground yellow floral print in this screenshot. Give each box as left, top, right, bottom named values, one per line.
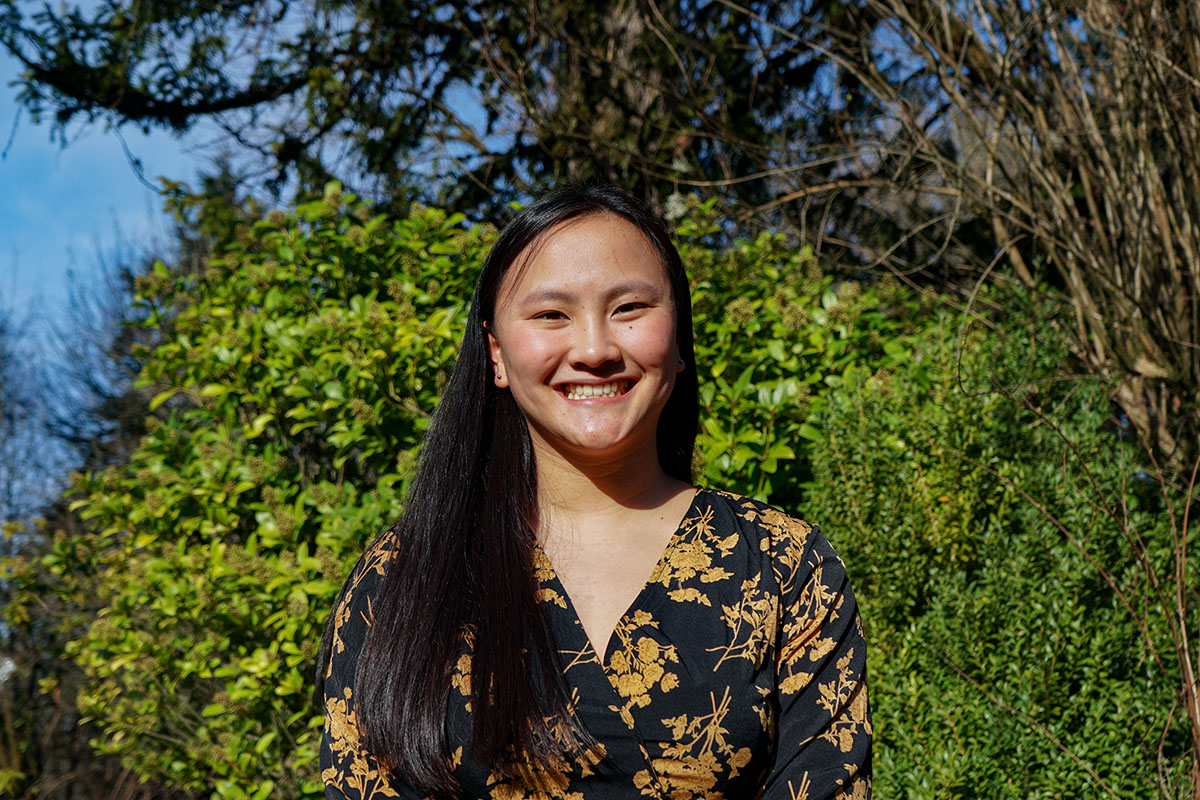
left=647, top=503, right=740, bottom=605
left=707, top=573, right=779, bottom=672
left=816, top=649, right=870, bottom=754
left=636, top=686, right=754, bottom=799
left=604, top=610, right=681, bottom=728
left=322, top=687, right=401, bottom=798
left=533, top=547, right=569, bottom=610
left=327, top=531, right=399, bottom=674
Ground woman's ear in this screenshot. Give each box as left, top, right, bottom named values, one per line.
left=485, top=323, right=509, bottom=388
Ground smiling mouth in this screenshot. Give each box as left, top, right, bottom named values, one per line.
left=561, top=380, right=633, bottom=400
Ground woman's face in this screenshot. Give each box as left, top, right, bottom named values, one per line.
left=487, top=213, right=683, bottom=468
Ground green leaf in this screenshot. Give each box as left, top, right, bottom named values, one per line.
left=253, top=731, right=277, bottom=755
left=149, top=389, right=178, bottom=410
left=732, top=365, right=755, bottom=397
left=244, top=413, right=274, bottom=439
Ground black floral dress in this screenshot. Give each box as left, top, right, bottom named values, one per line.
left=321, top=488, right=872, bottom=799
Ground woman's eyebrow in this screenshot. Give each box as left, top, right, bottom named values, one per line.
left=516, top=281, right=664, bottom=308
left=606, top=280, right=664, bottom=301
left=516, top=288, right=574, bottom=307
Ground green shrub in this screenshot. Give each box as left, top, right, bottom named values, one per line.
left=18, top=187, right=491, bottom=798
left=5, top=188, right=928, bottom=798
left=13, top=186, right=1183, bottom=798
left=804, top=293, right=1189, bottom=798
left=683, top=209, right=930, bottom=507
left=14, top=184, right=1180, bottom=796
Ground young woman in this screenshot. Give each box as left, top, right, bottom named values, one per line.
left=319, top=186, right=872, bottom=799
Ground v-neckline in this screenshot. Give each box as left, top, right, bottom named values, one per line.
left=534, top=487, right=705, bottom=665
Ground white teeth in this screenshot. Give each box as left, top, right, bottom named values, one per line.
left=563, top=381, right=628, bottom=400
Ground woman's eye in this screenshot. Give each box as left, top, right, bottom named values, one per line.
left=534, top=310, right=566, bottom=320
left=615, top=302, right=648, bottom=314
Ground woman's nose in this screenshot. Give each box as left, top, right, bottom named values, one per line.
left=570, top=317, right=621, bottom=367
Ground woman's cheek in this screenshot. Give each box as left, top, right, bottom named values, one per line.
left=629, top=316, right=678, bottom=364
left=505, top=327, right=561, bottom=373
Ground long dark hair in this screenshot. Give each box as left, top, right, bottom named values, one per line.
left=339, top=185, right=696, bottom=793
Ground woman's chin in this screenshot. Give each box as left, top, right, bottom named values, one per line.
left=531, top=429, right=657, bottom=469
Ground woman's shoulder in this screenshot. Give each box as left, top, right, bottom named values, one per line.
left=330, top=523, right=405, bottom=619
left=691, top=487, right=844, bottom=589
left=695, top=487, right=822, bottom=556
left=694, top=488, right=852, bottom=606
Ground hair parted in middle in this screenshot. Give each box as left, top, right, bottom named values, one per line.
left=351, top=184, right=698, bottom=794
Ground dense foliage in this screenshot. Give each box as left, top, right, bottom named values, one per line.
left=804, top=298, right=1190, bottom=797
left=4, top=186, right=1193, bottom=799
left=2, top=188, right=927, bottom=798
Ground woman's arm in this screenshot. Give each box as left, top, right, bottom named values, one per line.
left=320, top=546, right=424, bottom=800
left=763, top=529, right=872, bottom=800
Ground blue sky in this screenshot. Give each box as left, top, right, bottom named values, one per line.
left=0, top=50, right=212, bottom=516
left=0, top=49, right=204, bottom=325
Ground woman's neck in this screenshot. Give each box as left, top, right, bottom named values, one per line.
left=531, top=440, right=690, bottom=524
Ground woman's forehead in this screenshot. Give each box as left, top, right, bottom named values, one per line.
left=497, top=214, right=669, bottom=301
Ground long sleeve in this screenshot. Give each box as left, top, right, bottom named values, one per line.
left=320, top=541, right=422, bottom=800
left=763, top=529, right=872, bottom=800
